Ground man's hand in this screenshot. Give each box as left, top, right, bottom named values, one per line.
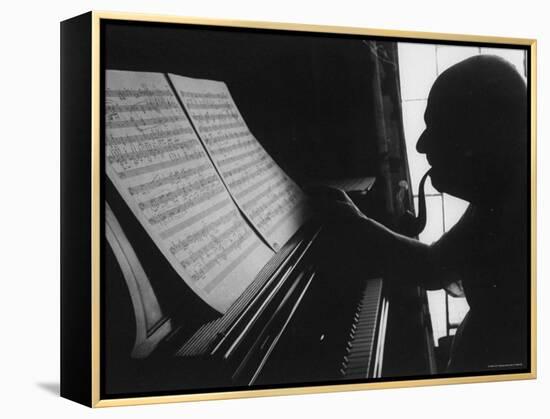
left=305, top=185, right=366, bottom=225
left=304, top=185, right=435, bottom=286
left=305, top=185, right=385, bottom=277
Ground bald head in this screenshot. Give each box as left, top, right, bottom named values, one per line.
left=416, top=54, right=527, bottom=203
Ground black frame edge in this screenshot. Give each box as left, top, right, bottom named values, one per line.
left=60, top=11, right=93, bottom=407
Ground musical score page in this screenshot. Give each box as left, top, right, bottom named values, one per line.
left=169, top=74, right=310, bottom=251
left=105, top=70, right=274, bottom=313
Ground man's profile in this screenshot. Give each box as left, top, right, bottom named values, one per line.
left=312, top=55, right=529, bottom=373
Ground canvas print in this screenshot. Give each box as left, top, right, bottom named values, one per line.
left=100, top=19, right=531, bottom=399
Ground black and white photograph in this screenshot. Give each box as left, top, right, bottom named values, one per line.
left=95, top=16, right=533, bottom=402
left=2, top=0, right=548, bottom=416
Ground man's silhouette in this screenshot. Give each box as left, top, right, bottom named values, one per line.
left=313, top=55, right=529, bottom=373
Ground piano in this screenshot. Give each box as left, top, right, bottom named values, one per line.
left=104, top=178, right=435, bottom=396
left=101, top=23, right=437, bottom=397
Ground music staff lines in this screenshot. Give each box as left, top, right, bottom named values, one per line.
left=116, top=151, right=206, bottom=179
left=222, top=154, right=271, bottom=177
left=169, top=209, right=238, bottom=256
left=138, top=174, right=218, bottom=210
left=191, top=113, right=239, bottom=123
left=265, top=201, right=305, bottom=237
left=242, top=177, right=287, bottom=211
left=106, top=88, right=174, bottom=98
left=148, top=184, right=226, bottom=225
left=106, top=114, right=188, bottom=129
left=203, top=130, right=250, bottom=146
left=227, top=160, right=274, bottom=190
left=160, top=198, right=232, bottom=240
left=107, top=139, right=199, bottom=165
left=185, top=102, right=232, bottom=110
left=190, top=229, right=253, bottom=284
left=255, top=194, right=301, bottom=231
left=106, top=101, right=180, bottom=114
left=128, top=163, right=211, bottom=195
left=107, top=128, right=195, bottom=147
left=216, top=144, right=263, bottom=167
left=203, top=240, right=261, bottom=294
left=233, top=166, right=280, bottom=199
left=251, top=191, right=295, bottom=226
left=172, top=78, right=309, bottom=248
left=106, top=71, right=278, bottom=313
left=181, top=222, right=251, bottom=280
left=179, top=91, right=228, bottom=100
left=199, top=121, right=246, bottom=133
left=209, top=137, right=257, bottom=157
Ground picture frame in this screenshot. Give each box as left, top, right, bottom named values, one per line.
left=60, top=10, right=537, bottom=407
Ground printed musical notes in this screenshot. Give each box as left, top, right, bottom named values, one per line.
left=105, top=70, right=274, bottom=313
left=168, top=74, right=310, bottom=251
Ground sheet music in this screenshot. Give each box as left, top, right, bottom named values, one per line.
left=105, top=70, right=274, bottom=313
left=168, top=74, right=310, bottom=251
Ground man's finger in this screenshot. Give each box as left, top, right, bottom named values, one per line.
left=303, top=185, right=348, bottom=201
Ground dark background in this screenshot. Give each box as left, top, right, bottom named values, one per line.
left=103, top=21, right=382, bottom=185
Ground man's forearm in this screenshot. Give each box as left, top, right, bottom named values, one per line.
left=354, top=215, right=440, bottom=289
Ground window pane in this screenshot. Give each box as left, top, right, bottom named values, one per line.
left=435, top=46, right=479, bottom=74
left=415, top=195, right=445, bottom=244
left=480, top=47, right=526, bottom=79
left=447, top=295, right=470, bottom=327
left=427, top=290, right=447, bottom=346
left=398, top=43, right=437, bottom=100
left=443, top=194, right=469, bottom=231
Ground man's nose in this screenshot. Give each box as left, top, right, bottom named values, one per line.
left=416, top=129, right=429, bottom=154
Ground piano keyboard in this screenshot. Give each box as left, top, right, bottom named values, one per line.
left=340, top=278, right=387, bottom=379
left=175, top=227, right=320, bottom=358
